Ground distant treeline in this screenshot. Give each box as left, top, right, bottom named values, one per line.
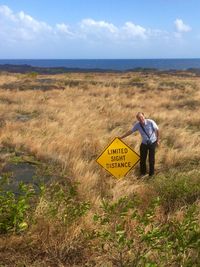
left=0, top=63, right=200, bottom=75
left=0, top=64, right=119, bottom=74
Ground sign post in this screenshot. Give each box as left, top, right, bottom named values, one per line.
left=96, top=137, right=140, bottom=179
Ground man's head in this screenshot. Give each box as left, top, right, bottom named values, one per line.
left=136, top=112, right=145, bottom=125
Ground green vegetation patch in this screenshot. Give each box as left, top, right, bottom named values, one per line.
left=153, top=170, right=200, bottom=213
left=90, top=196, right=200, bottom=267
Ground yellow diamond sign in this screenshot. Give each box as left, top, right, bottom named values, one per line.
left=96, top=137, right=140, bottom=179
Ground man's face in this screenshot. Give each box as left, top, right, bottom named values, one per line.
left=137, top=114, right=145, bottom=125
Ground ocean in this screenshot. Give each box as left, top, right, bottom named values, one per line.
left=0, top=59, right=200, bottom=71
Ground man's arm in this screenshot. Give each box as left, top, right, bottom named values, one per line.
left=120, top=130, right=133, bottom=139
left=156, top=129, right=160, bottom=145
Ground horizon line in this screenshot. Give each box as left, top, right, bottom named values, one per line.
left=0, top=58, right=200, bottom=60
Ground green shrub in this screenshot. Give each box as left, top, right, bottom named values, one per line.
left=26, top=72, right=38, bottom=79
left=129, top=77, right=143, bottom=83
left=91, top=196, right=200, bottom=267
left=153, top=171, right=200, bottom=212
left=41, top=182, right=90, bottom=225
left=0, top=182, right=35, bottom=233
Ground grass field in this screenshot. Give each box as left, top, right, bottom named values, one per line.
left=0, top=70, right=199, bottom=266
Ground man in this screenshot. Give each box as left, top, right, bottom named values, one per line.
left=120, top=112, right=159, bottom=177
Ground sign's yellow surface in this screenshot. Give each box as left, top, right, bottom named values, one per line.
left=96, top=137, right=140, bottom=179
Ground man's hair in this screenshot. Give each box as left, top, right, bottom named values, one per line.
left=136, top=112, right=145, bottom=119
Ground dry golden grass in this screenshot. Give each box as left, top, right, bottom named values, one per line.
left=0, top=71, right=200, bottom=266
left=0, top=71, right=200, bottom=204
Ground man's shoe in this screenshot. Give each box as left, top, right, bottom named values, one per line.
left=140, top=174, right=148, bottom=179
left=148, top=174, right=154, bottom=179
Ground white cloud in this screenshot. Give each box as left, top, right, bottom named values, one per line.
left=81, top=18, right=118, bottom=34
left=122, top=22, right=147, bottom=39
left=56, top=23, right=73, bottom=36
left=0, top=5, right=15, bottom=20
left=80, top=19, right=151, bottom=42
left=0, top=5, right=53, bottom=42
left=0, top=5, right=170, bottom=44
left=0, top=5, right=77, bottom=43
left=17, top=11, right=52, bottom=33
left=175, top=19, right=191, bottom=33
left=0, top=4, right=195, bottom=58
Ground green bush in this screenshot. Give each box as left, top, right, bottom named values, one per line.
left=91, top=196, right=200, bottom=267
left=41, top=182, right=90, bottom=225
left=152, top=171, right=200, bottom=212
left=26, top=72, right=38, bottom=79
left=0, top=182, right=35, bottom=233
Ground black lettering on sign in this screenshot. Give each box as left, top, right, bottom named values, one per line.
left=106, top=162, right=132, bottom=169
left=107, top=148, right=128, bottom=155
left=111, top=155, right=126, bottom=162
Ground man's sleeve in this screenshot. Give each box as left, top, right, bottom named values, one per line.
left=132, top=122, right=138, bottom=133
left=151, top=120, right=159, bottom=130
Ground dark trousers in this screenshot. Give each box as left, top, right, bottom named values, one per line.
left=140, top=142, right=157, bottom=176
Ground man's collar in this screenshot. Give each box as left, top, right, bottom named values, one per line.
left=144, top=119, right=147, bottom=125
left=139, top=119, right=147, bottom=126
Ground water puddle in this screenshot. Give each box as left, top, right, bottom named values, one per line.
left=0, top=147, right=54, bottom=194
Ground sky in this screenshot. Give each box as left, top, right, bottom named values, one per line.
left=0, top=0, right=199, bottom=59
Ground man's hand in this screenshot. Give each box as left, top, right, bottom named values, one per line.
left=120, top=130, right=133, bottom=139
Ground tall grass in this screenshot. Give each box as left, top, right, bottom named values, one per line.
left=0, top=71, right=200, bottom=266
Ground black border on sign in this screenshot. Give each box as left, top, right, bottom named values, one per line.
left=96, top=137, right=140, bottom=178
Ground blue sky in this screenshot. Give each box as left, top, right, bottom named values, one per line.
left=0, top=0, right=199, bottom=59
